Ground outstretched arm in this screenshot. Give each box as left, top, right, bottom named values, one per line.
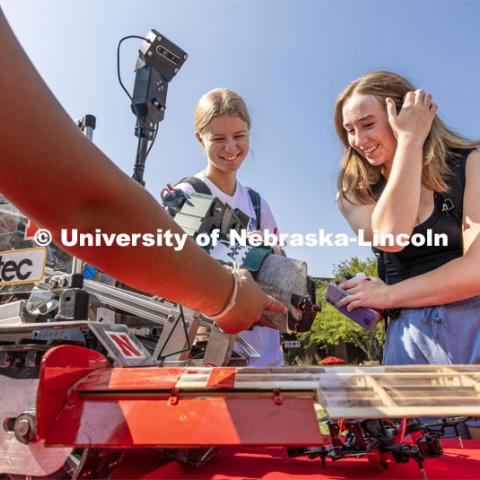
left=0, top=9, right=286, bottom=333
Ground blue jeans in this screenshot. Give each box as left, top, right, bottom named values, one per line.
left=383, top=296, right=480, bottom=437
left=383, top=296, right=480, bottom=365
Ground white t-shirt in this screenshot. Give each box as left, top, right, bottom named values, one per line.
left=176, top=172, right=283, bottom=367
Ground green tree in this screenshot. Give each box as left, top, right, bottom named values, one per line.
left=300, top=257, right=385, bottom=363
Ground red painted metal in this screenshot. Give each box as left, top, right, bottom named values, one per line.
left=45, top=395, right=321, bottom=448
left=206, top=367, right=236, bottom=389
left=36, top=345, right=109, bottom=441
left=35, top=345, right=323, bottom=449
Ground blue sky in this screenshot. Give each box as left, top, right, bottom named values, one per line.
left=2, top=0, right=479, bottom=277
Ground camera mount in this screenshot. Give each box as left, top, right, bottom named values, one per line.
left=130, top=29, right=187, bottom=185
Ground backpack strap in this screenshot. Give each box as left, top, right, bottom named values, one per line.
left=434, top=148, right=472, bottom=227
left=176, top=176, right=212, bottom=195
left=246, top=186, right=262, bottom=229
left=376, top=149, right=473, bottom=286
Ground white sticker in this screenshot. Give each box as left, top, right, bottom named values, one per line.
left=0, top=247, right=47, bottom=285
left=208, top=239, right=249, bottom=267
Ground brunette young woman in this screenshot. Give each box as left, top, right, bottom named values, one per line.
left=335, top=71, right=480, bottom=366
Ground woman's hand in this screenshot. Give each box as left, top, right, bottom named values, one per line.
left=386, top=89, right=437, bottom=147
left=336, top=276, right=393, bottom=311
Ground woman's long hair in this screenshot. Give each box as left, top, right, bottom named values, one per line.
left=336, top=71, right=480, bottom=204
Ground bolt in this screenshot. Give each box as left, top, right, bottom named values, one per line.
left=17, top=419, right=30, bottom=436
left=157, top=36, right=162, bottom=42
left=13, top=412, right=36, bottom=444
left=148, top=51, right=152, bottom=56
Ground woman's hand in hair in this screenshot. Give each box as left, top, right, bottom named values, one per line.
left=386, top=89, right=437, bottom=147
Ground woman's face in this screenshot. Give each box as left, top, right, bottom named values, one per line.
left=342, top=93, right=397, bottom=168
left=197, top=115, right=249, bottom=175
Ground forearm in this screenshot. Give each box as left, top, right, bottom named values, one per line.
left=57, top=186, right=234, bottom=315
left=371, top=137, right=423, bottom=244
left=387, top=255, right=480, bottom=308
left=0, top=9, right=233, bottom=316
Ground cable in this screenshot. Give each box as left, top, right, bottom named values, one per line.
left=117, top=35, right=159, bottom=166
left=156, top=305, right=193, bottom=361
left=116, top=35, right=150, bottom=119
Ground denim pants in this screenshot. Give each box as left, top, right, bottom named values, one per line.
left=383, top=296, right=480, bottom=437
left=383, top=296, right=480, bottom=365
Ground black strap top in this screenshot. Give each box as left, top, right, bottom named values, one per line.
left=376, top=148, right=473, bottom=285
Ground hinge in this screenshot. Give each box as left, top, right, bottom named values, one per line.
left=168, top=388, right=180, bottom=405
left=272, top=389, right=283, bottom=405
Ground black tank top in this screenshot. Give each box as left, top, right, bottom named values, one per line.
left=376, top=148, right=473, bottom=285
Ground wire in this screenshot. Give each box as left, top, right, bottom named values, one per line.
left=116, top=35, right=150, bottom=119
left=156, top=305, right=193, bottom=362
left=117, top=35, right=159, bottom=167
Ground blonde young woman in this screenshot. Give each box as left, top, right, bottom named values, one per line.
left=334, top=71, right=480, bottom=365
left=175, top=88, right=283, bottom=367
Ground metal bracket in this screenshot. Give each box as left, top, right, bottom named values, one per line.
left=273, top=389, right=283, bottom=405
left=168, top=388, right=180, bottom=406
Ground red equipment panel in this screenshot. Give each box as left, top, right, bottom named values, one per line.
left=36, top=346, right=322, bottom=448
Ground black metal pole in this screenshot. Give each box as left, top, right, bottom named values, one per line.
left=132, top=133, right=149, bottom=186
